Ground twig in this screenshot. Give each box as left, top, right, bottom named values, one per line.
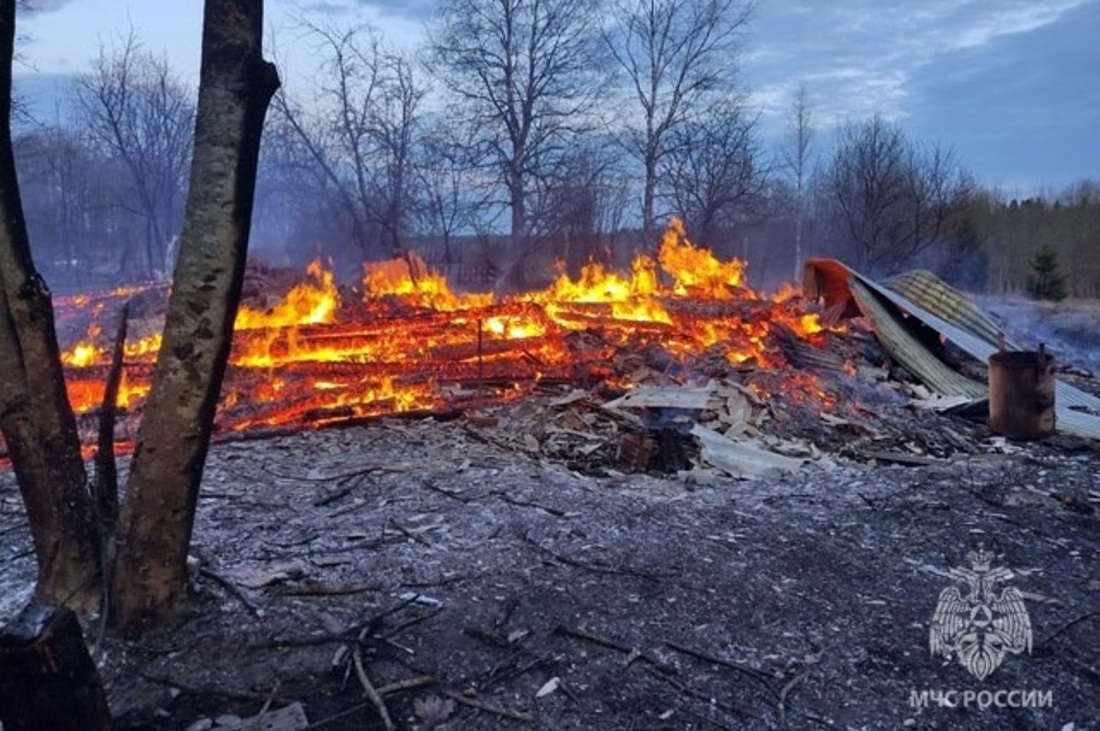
left=639, top=665, right=757, bottom=722
left=244, top=678, right=281, bottom=731
left=443, top=691, right=534, bottom=724
left=419, top=478, right=472, bottom=503
left=777, top=651, right=822, bottom=724
left=199, top=567, right=261, bottom=616
left=375, top=674, right=436, bottom=695
left=352, top=644, right=395, bottom=730
left=521, top=533, right=672, bottom=580
left=663, top=640, right=779, bottom=698
left=389, top=519, right=435, bottom=549
left=1039, top=609, right=1099, bottom=649
left=495, top=492, right=569, bottom=517
left=554, top=625, right=676, bottom=675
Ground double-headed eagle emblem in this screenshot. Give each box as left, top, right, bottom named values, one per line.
left=929, top=547, right=1032, bottom=680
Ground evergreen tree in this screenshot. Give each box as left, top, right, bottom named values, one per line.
left=1026, top=244, right=1068, bottom=301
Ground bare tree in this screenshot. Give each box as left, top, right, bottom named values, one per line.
left=109, top=0, right=279, bottom=630
left=663, top=98, right=764, bottom=248
left=413, top=115, right=498, bottom=270
left=782, top=84, right=813, bottom=280
left=0, top=0, right=100, bottom=608
left=14, top=122, right=116, bottom=286
left=529, top=139, right=631, bottom=275
left=603, top=0, right=754, bottom=241
left=823, top=115, right=972, bottom=274
left=0, top=0, right=280, bottom=632
left=429, top=0, right=605, bottom=287
left=76, top=31, right=194, bottom=279
left=272, top=22, right=425, bottom=258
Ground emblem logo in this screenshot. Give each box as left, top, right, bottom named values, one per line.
left=929, top=547, right=1032, bottom=680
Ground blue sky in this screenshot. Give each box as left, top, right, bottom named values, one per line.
left=14, top=0, right=1100, bottom=195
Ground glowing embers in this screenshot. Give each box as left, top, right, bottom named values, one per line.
left=55, top=218, right=845, bottom=438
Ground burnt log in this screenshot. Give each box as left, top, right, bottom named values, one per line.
left=0, top=600, right=111, bottom=730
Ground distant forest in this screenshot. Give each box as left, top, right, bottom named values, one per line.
left=13, top=0, right=1099, bottom=298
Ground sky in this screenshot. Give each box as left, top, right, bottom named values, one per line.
left=13, top=0, right=1100, bottom=196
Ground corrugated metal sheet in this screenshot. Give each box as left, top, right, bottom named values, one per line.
left=804, top=259, right=1100, bottom=441
left=848, top=279, right=986, bottom=398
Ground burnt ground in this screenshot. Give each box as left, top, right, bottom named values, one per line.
left=3, top=411, right=1099, bottom=731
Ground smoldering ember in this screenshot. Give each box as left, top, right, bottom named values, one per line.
left=2, top=222, right=1098, bottom=729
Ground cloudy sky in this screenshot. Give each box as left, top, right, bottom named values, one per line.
left=15, top=0, right=1100, bottom=195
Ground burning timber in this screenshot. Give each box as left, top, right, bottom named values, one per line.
left=7, top=220, right=1098, bottom=476
left=47, top=223, right=837, bottom=456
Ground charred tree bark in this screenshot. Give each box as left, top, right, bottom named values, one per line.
left=110, top=0, right=279, bottom=630
left=0, top=600, right=112, bottom=731
left=0, top=0, right=100, bottom=607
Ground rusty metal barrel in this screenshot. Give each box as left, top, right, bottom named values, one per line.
left=988, top=345, right=1056, bottom=440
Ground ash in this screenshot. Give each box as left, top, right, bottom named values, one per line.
left=2, top=411, right=1096, bottom=730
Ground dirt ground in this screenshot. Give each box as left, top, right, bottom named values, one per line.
left=3, top=409, right=1096, bottom=731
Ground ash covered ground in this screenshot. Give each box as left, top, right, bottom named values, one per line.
left=1, top=295, right=1099, bottom=730
left=2, top=414, right=1098, bottom=731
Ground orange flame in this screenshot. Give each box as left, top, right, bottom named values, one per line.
left=54, top=218, right=845, bottom=436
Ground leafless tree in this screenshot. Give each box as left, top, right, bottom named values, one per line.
left=529, top=139, right=633, bottom=275
left=782, top=84, right=813, bottom=280
left=272, top=22, right=425, bottom=259
left=0, top=0, right=100, bottom=608
left=429, top=0, right=605, bottom=286
left=0, top=0, right=279, bottom=632
left=663, top=98, right=765, bottom=248
left=14, top=123, right=120, bottom=286
left=413, top=116, right=498, bottom=270
left=111, top=0, right=279, bottom=629
left=823, top=115, right=972, bottom=274
left=603, top=0, right=754, bottom=241
left=75, top=31, right=194, bottom=279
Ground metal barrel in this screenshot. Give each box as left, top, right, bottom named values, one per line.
left=988, top=346, right=1056, bottom=440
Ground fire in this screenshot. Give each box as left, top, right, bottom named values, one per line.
left=235, top=258, right=338, bottom=329
left=658, top=217, right=746, bottom=297
left=53, top=218, right=843, bottom=441
left=363, top=251, right=492, bottom=311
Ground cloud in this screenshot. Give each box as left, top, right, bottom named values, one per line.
left=746, top=0, right=1093, bottom=127
left=20, top=0, right=78, bottom=12
left=353, top=0, right=436, bottom=21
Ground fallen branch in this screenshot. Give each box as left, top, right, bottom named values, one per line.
left=443, top=690, right=534, bottom=724
left=199, top=567, right=261, bottom=616
left=554, top=625, right=675, bottom=675
left=352, top=644, right=394, bottom=730
left=663, top=640, right=778, bottom=698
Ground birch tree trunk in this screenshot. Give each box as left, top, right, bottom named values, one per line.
left=110, top=0, right=279, bottom=630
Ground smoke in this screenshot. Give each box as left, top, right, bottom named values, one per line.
left=976, top=296, right=1100, bottom=373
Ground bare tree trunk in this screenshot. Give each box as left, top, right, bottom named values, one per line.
left=110, top=0, right=279, bottom=630
left=0, top=0, right=100, bottom=607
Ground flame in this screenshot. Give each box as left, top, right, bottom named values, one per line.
left=658, top=217, right=746, bottom=297
left=54, top=218, right=845, bottom=440
left=236, top=258, right=338, bottom=330
left=363, top=252, right=492, bottom=311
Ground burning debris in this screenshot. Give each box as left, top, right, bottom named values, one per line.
left=21, top=220, right=1100, bottom=477
left=48, top=221, right=839, bottom=460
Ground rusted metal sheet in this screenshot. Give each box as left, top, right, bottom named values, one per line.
left=804, top=259, right=1100, bottom=441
